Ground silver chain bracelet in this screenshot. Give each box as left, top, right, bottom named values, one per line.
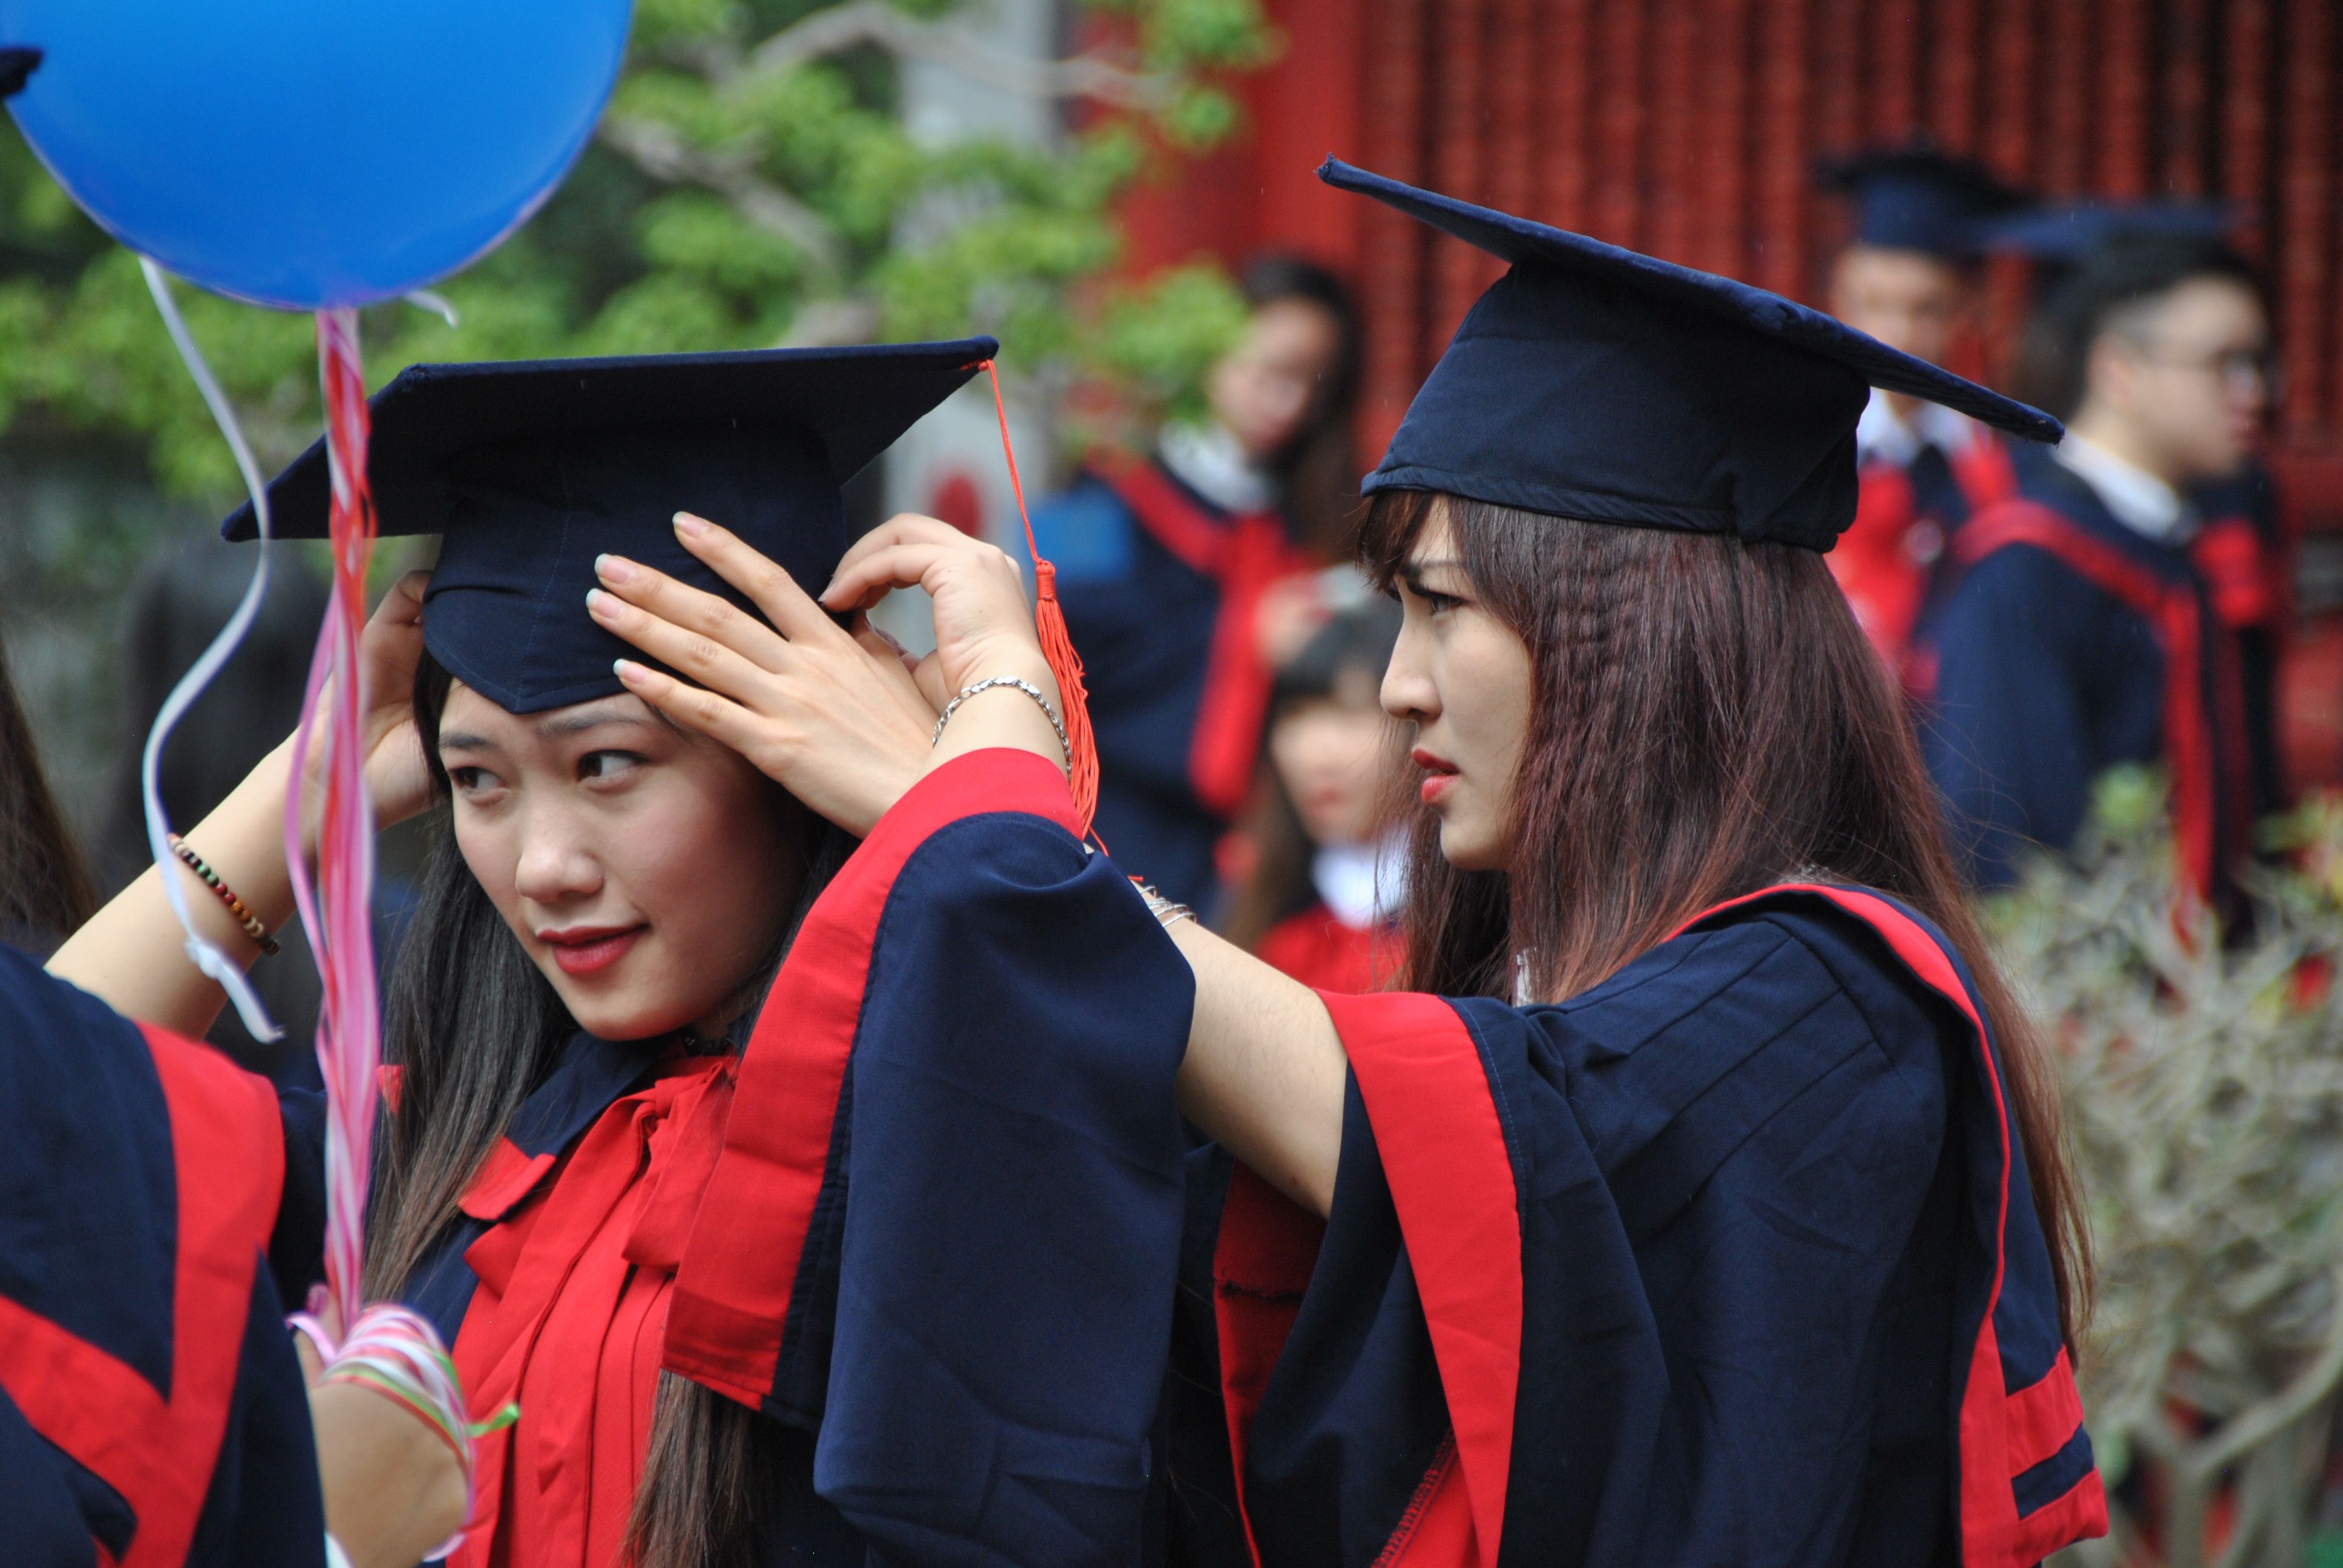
left=1131, top=881, right=1197, bottom=930
left=932, top=675, right=1070, bottom=774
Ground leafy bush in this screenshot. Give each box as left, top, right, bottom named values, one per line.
left=1989, top=771, right=2343, bottom=1566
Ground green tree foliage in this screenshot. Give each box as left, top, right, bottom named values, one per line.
left=0, top=0, right=1268, bottom=505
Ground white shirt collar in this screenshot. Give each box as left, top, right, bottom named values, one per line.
left=1854, top=388, right=1984, bottom=468
left=1311, top=834, right=1407, bottom=930
left=1158, top=421, right=1276, bottom=515
left=2051, top=434, right=2195, bottom=544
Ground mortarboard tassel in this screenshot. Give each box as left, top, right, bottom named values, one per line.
left=980, top=360, right=1099, bottom=837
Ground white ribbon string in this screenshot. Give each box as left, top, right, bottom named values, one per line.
left=137, top=256, right=281, bottom=1042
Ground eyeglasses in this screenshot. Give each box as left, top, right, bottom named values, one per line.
left=2121, top=336, right=2278, bottom=396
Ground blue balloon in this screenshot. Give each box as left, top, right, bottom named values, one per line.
left=0, top=0, right=633, bottom=310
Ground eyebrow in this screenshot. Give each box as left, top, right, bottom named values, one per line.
left=1398, top=557, right=1470, bottom=585
left=436, top=730, right=497, bottom=754
left=534, top=707, right=663, bottom=742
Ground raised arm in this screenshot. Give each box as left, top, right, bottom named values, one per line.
left=49, top=573, right=436, bottom=1036
left=595, top=513, right=1351, bottom=1214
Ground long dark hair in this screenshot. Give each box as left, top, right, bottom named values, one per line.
left=1240, top=254, right=1365, bottom=560
left=0, top=636, right=98, bottom=947
left=1360, top=489, right=2091, bottom=1346
left=367, top=652, right=853, bottom=1568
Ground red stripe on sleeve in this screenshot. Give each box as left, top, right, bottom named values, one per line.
left=662, top=748, right=1080, bottom=1408
left=1321, top=990, right=1522, bottom=1568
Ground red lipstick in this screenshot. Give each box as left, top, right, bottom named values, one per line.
left=1412, top=748, right=1459, bottom=805
left=537, top=924, right=644, bottom=976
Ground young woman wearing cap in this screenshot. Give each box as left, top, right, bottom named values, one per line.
left=591, top=162, right=2106, bottom=1567
left=51, top=342, right=1062, bottom=1568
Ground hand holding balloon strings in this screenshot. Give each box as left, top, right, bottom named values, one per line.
left=0, top=12, right=631, bottom=1553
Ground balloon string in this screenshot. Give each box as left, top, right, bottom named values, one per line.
left=135, top=258, right=280, bottom=1042
left=283, top=307, right=382, bottom=1331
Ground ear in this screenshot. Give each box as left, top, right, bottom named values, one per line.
left=2085, top=333, right=2138, bottom=415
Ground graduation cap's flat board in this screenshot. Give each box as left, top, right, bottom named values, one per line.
left=1979, top=199, right=2236, bottom=264
left=1813, top=143, right=2027, bottom=259
left=224, top=338, right=995, bottom=713
left=1319, top=158, right=2059, bottom=550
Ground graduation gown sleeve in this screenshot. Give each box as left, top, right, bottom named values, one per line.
left=0, top=947, right=324, bottom=1568
left=1925, top=545, right=2117, bottom=884
left=1177, top=887, right=2103, bottom=1568
left=663, top=748, right=1196, bottom=1566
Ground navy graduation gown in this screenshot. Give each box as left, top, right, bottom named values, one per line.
left=1171, top=886, right=2103, bottom=1567
left=0, top=947, right=324, bottom=1568
left=664, top=748, right=1196, bottom=1563
left=663, top=755, right=2102, bottom=1566
left=1926, top=445, right=2255, bottom=897
left=1029, top=456, right=1310, bottom=907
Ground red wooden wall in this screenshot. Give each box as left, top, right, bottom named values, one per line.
left=1118, top=0, right=2343, bottom=789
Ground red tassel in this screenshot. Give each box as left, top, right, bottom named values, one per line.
left=980, top=360, right=1099, bottom=835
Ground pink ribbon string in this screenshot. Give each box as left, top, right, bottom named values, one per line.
left=283, top=306, right=383, bottom=1333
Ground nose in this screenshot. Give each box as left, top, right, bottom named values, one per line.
left=511, top=803, right=605, bottom=908
left=1381, top=619, right=1438, bottom=725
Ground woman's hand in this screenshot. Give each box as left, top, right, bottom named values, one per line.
left=355, top=570, right=434, bottom=831
left=307, top=1379, right=468, bottom=1568
left=588, top=514, right=943, bottom=836
left=822, top=514, right=1054, bottom=704
left=51, top=572, right=434, bottom=1036
left=289, top=570, right=433, bottom=856
left=819, top=515, right=1069, bottom=782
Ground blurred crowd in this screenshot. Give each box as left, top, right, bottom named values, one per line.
left=10, top=140, right=2290, bottom=1066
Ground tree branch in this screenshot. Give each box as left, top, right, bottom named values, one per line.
left=744, top=0, right=1172, bottom=110
left=595, top=116, right=848, bottom=277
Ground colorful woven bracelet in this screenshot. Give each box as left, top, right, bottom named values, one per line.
left=166, top=834, right=281, bottom=956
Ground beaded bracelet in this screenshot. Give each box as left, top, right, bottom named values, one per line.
left=166, top=834, right=280, bottom=956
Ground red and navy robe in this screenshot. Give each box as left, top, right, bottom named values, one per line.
left=1027, top=453, right=1313, bottom=906
left=658, top=750, right=2103, bottom=1567
left=395, top=1033, right=868, bottom=1566
left=1925, top=444, right=2270, bottom=901
left=1837, top=423, right=2015, bottom=691
left=0, top=946, right=326, bottom=1568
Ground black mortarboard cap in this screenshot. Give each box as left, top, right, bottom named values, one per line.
left=1979, top=198, right=2236, bottom=264
left=1814, top=142, right=2026, bottom=259
left=1320, top=158, right=2060, bottom=552
left=224, top=340, right=994, bottom=713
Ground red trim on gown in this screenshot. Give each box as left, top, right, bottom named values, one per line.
left=1956, top=499, right=2250, bottom=904
left=1208, top=884, right=2105, bottom=1567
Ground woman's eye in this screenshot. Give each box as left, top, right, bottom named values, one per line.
left=446, top=765, right=497, bottom=796
left=1412, top=586, right=1463, bottom=615
left=579, top=750, right=646, bottom=782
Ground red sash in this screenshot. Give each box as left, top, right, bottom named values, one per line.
left=1091, top=454, right=1313, bottom=818
left=1956, top=500, right=2250, bottom=903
